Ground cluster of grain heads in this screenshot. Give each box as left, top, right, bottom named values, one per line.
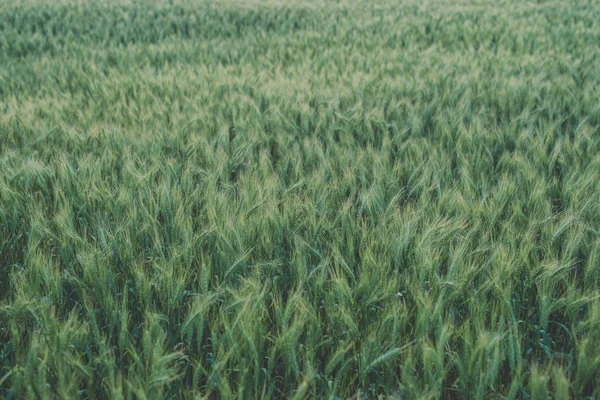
left=1, top=0, right=600, bottom=398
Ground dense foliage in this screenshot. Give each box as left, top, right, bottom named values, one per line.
left=1, top=0, right=600, bottom=398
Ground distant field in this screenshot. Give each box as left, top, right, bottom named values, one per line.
left=1, top=0, right=600, bottom=398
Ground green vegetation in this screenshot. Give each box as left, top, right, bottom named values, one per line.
left=1, top=0, right=600, bottom=398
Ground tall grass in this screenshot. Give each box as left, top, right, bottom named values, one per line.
left=1, top=0, right=600, bottom=398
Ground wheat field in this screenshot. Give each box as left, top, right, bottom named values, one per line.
left=1, top=0, right=600, bottom=398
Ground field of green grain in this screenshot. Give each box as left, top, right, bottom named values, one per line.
left=1, top=0, right=600, bottom=398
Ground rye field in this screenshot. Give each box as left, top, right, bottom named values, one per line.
left=1, top=0, right=600, bottom=398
